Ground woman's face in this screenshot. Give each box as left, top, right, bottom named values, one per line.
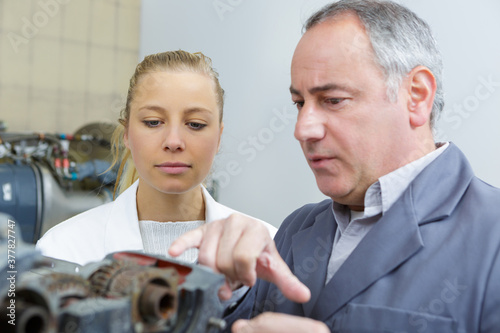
left=124, top=71, right=223, bottom=194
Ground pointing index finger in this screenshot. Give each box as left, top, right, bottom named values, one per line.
left=168, top=226, right=205, bottom=257
left=255, top=246, right=311, bottom=304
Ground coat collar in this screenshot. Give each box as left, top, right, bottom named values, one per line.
left=103, top=181, right=234, bottom=254
left=408, top=143, right=474, bottom=225
left=293, top=143, right=474, bottom=321
left=202, top=185, right=234, bottom=223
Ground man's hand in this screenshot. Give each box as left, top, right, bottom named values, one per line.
left=232, top=313, right=330, bottom=333
left=168, top=213, right=310, bottom=302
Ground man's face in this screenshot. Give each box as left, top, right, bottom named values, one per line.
left=290, top=15, right=413, bottom=209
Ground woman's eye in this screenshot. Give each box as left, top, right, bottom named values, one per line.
left=187, top=122, right=207, bottom=130
left=143, top=120, right=161, bottom=128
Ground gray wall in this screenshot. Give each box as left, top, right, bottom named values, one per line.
left=140, top=0, right=500, bottom=227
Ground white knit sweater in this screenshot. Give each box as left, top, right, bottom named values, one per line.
left=138, top=220, right=205, bottom=263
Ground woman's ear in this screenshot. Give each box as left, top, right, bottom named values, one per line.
left=406, top=66, right=437, bottom=128
left=217, top=122, right=224, bottom=152
left=123, top=127, right=130, bottom=149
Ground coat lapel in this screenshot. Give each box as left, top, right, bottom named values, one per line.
left=104, top=180, right=144, bottom=254
left=311, top=190, right=423, bottom=320
left=291, top=207, right=336, bottom=316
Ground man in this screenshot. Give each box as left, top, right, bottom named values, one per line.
left=170, top=0, right=500, bottom=332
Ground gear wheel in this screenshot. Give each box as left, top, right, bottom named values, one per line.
left=40, top=273, right=91, bottom=308
left=88, top=260, right=136, bottom=297
left=87, top=259, right=179, bottom=329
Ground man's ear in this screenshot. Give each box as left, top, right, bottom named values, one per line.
left=406, top=66, right=436, bottom=128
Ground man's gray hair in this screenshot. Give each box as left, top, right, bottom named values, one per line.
left=305, top=0, right=444, bottom=127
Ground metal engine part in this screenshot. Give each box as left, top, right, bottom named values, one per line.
left=0, top=215, right=226, bottom=333
left=0, top=122, right=117, bottom=243
left=88, top=260, right=179, bottom=331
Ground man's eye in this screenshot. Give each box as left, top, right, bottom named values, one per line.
left=293, top=101, right=304, bottom=109
left=327, top=98, right=344, bottom=105
left=187, top=122, right=207, bottom=130
left=143, top=120, right=161, bottom=127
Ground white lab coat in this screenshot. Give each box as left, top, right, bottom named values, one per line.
left=36, top=180, right=277, bottom=266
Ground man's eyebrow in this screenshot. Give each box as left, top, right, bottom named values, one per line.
left=290, top=83, right=357, bottom=95
left=290, top=86, right=301, bottom=95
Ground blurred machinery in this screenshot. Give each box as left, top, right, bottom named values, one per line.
left=0, top=122, right=228, bottom=332
left=0, top=213, right=226, bottom=333
left=0, top=122, right=118, bottom=243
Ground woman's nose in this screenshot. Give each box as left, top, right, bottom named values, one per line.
left=162, top=126, right=185, bottom=151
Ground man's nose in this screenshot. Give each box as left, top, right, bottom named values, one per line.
left=294, top=103, right=326, bottom=142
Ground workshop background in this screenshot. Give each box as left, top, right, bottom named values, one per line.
left=1, top=0, right=499, bottom=229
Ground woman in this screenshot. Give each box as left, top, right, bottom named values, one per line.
left=36, top=50, right=276, bottom=266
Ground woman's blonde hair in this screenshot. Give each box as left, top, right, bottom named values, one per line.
left=110, top=50, right=225, bottom=197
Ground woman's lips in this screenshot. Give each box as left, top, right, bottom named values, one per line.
left=155, top=162, right=191, bottom=175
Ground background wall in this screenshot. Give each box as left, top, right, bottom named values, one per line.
left=140, top=0, right=500, bottom=227
left=0, top=0, right=141, bottom=133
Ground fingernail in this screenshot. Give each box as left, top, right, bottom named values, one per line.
left=168, top=245, right=178, bottom=255
left=218, top=288, right=231, bottom=300
left=233, top=319, right=249, bottom=331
